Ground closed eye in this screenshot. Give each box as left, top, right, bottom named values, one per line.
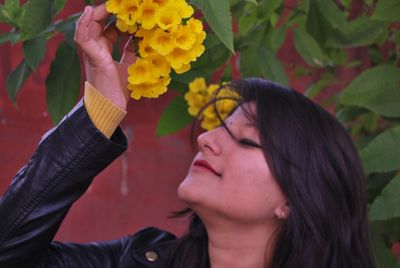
left=239, top=138, right=262, bottom=148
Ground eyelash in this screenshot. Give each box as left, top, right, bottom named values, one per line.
left=239, top=138, right=261, bottom=148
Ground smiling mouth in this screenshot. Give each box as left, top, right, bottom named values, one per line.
left=193, top=160, right=221, bottom=177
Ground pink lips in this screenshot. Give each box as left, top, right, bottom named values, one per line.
left=193, top=160, right=221, bottom=177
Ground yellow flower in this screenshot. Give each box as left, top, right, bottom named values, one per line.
left=185, top=92, right=209, bottom=116
left=146, top=76, right=171, bottom=98
left=186, top=18, right=203, bottom=34
left=185, top=31, right=206, bottom=61
left=153, top=0, right=169, bottom=7
left=127, top=58, right=158, bottom=85
left=184, top=77, right=209, bottom=116
left=189, top=77, right=207, bottom=92
left=211, top=87, right=239, bottom=120
left=106, top=0, right=206, bottom=101
left=137, top=0, right=158, bottom=30
left=201, top=113, right=220, bottom=130
left=207, top=84, right=219, bottom=96
left=156, top=8, right=181, bottom=30
left=173, top=25, right=196, bottom=50
left=166, top=48, right=191, bottom=69
left=147, top=54, right=171, bottom=77
left=135, top=27, right=156, bottom=42
left=128, top=83, right=155, bottom=100
left=169, top=0, right=194, bottom=19
left=149, top=29, right=176, bottom=55
left=202, top=97, right=237, bottom=130
left=128, top=76, right=171, bottom=100
left=174, top=63, right=190, bottom=74
left=119, top=0, right=142, bottom=25
left=138, top=39, right=158, bottom=58
left=116, top=18, right=137, bottom=34
left=184, top=77, right=239, bottom=130
left=106, top=0, right=123, bottom=14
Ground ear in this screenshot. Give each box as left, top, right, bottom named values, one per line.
left=274, top=202, right=290, bottom=220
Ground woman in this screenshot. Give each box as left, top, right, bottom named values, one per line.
left=0, top=4, right=375, bottom=268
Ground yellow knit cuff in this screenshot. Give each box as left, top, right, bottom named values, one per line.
left=83, top=81, right=127, bottom=139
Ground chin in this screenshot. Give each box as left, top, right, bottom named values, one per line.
left=177, top=176, right=201, bottom=204
left=177, top=179, right=191, bottom=202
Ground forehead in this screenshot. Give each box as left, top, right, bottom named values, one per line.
left=226, top=102, right=256, bottom=125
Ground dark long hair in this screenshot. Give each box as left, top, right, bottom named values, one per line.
left=166, top=78, right=376, bottom=268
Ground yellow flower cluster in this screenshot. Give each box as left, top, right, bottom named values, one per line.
left=184, top=77, right=239, bottom=130
left=106, top=0, right=206, bottom=100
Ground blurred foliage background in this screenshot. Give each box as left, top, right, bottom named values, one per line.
left=1, top=0, right=399, bottom=266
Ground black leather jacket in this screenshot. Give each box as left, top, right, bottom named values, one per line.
left=0, top=100, right=177, bottom=268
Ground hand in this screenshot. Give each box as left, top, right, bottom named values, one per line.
left=74, top=4, right=136, bottom=110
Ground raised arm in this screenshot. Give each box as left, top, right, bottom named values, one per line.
left=0, top=99, right=128, bottom=267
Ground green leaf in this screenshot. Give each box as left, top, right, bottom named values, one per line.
left=23, top=35, right=46, bottom=70
left=235, top=23, right=268, bottom=50
left=366, top=171, right=397, bottom=203
left=238, top=5, right=258, bottom=36
left=190, top=0, right=234, bottom=53
left=240, top=45, right=264, bottom=77
left=156, top=95, right=193, bottom=136
left=258, top=48, right=288, bottom=86
left=360, top=127, right=400, bottom=174
left=369, top=176, right=400, bottom=220
left=318, top=0, right=348, bottom=30
left=54, top=13, right=80, bottom=47
left=244, top=0, right=258, bottom=5
left=258, top=0, right=282, bottom=19
left=263, top=25, right=286, bottom=52
left=339, top=65, right=400, bottom=117
left=0, top=32, right=17, bottom=44
left=305, top=73, right=333, bottom=98
left=240, top=45, right=288, bottom=86
left=372, top=0, right=400, bottom=22
left=0, top=5, right=12, bottom=24
left=46, top=42, right=81, bottom=124
left=191, top=35, right=230, bottom=73
left=5, top=0, right=19, bottom=10
left=0, top=0, right=24, bottom=26
left=20, top=0, right=54, bottom=41
left=84, top=0, right=94, bottom=4
left=326, top=18, right=384, bottom=48
left=305, top=0, right=331, bottom=47
left=336, top=106, right=368, bottom=124
left=170, top=69, right=205, bottom=94
left=293, top=27, right=326, bottom=66
left=54, top=0, right=67, bottom=15
left=6, top=60, right=32, bottom=104
left=371, top=226, right=400, bottom=268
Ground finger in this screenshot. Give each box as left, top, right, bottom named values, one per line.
left=93, top=4, right=109, bottom=22
left=120, top=37, right=136, bottom=65
left=104, top=21, right=118, bottom=51
left=74, top=6, right=94, bottom=44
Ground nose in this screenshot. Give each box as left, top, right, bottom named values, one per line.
left=197, top=128, right=222, bottom=155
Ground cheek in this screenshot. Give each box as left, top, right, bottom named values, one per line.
left=219, top=165, right=285, bottom=222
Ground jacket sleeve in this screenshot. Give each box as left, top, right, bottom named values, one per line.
left=0, top=100, right=128, bottom=268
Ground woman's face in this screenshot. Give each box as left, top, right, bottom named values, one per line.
left=178, top=103, right=287, bottom=224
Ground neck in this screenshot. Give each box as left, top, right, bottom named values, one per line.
left=204, top=219, right=279, bottom=268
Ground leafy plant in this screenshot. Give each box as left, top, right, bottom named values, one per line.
left=1, top=0, right=399, bottom=266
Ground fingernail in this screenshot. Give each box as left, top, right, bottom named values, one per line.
left=84, top=6, right=90, bottom=14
